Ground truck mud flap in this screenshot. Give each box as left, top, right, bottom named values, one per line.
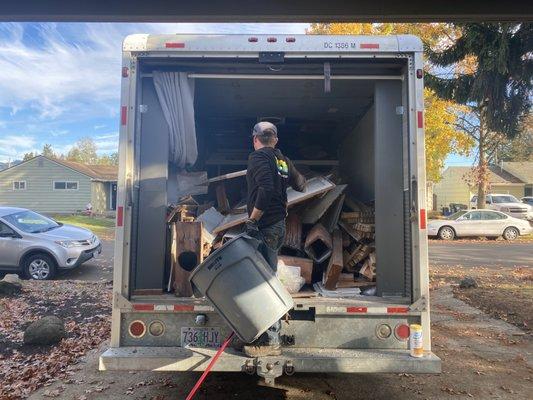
left=99, top=347, right=441, bottom=375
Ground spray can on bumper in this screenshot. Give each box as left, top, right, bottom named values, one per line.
left=409, top=324, right=423, bottom=357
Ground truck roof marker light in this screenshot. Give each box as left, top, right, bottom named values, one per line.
left=267, top=37, right=277, bottom=43
left=286, top=37, right=296, bottom=43
left=248, top=37, right=258, bottom=43
left=117, top=206, right=124, bottom=227
left=360, top=43, right=379, bottom=49
left=129, top=320, right=146, bottom=338
left=165, top=42, right=185, bottom=48
left=416, top=69, right=423, bottom=79
left=394, top=323, right=410, bottom=341
left=122, top=67, right=129, bottom=78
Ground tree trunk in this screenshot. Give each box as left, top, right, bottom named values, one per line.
left=476, top=118, right=488, bottom=209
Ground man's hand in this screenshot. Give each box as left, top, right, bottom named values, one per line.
left=244, top=218, right=260, bottom=238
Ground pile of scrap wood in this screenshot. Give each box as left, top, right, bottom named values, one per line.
left=166, top=168, right=377, bottom=297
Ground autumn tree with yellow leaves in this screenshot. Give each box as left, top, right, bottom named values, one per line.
left=308, top=23, right=473, bottom=182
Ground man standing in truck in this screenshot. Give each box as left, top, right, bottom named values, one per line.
left=243, top=121, right=306, bottom=356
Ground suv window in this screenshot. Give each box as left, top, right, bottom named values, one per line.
left=0, top=221, right=16, bottom=237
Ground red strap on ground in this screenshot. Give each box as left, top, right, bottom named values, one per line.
left=185, top=331, right=235, bottom=400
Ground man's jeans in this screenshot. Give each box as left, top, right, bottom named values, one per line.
left=257, top=219, right=286, bottom=345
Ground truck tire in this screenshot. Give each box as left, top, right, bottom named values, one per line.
left=502, top=227, right=519, bottom=241
left=438, top=226, right=455, bottom=240
left=23, top=253, right=57, bottom=280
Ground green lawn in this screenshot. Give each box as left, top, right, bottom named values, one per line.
left=52, top=214, right=115, bottom=239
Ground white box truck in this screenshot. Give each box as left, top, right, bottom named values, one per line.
left=100, top=34, right=441, bottom=383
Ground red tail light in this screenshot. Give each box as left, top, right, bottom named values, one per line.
left=129, top=320, right=146, bottom=338
left=395, top=323, right=410, bottom=341
left=122, top=67, right=129, bottom=78
left=248, top=37, right=258, bottom=43
left=267, top=37, right=277, bottom=43
left=286, top=37, right=296, bottom=43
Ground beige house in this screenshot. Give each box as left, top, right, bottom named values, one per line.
left=500, top=161, right=533, bottom=197
left=433, top=165, right=526, bottom=210
left=0, top=155, right=117, bottom=214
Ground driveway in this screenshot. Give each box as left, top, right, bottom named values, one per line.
left=429, top=241, right=533, bottom=267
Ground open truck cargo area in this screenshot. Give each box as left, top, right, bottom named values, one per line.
left=100, top=34, right=440, bottom=381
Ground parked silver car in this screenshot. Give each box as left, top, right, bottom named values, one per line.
left=428, top=209, right=533, bottom=241
left=0, top=207, right=101, bottom=280
left=470, top=194, right=532, bottom=220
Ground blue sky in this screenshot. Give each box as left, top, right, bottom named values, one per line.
left=0, top=22, right=474, bottom=168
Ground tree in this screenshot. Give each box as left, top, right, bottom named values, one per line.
left=66, top=137, right=99, bottom=164
left=97, top=152, right=119, bottom=166
left=308, top=23, right=473, bottom=182
left=22, top=152, right=35, bottom=161
left=42, top=144, right=56, bottom=159
left=426, top=23, right=533, bottom=208
left=497, top=114, right=533, bottom=162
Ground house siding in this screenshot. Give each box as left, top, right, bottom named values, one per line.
left=490, top=185, right=524, bottom=198
left=0, top=157, right=92, bottom=213
left=433, top=168, right=473, bottom=210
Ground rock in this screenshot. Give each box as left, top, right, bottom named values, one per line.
left=0, top=280, right=21, bottom=296
left=24, top=316, right=66, bottom=345
left=459, top=277, right=478, bottom=289
left=3, top=274, right=22, bottom=285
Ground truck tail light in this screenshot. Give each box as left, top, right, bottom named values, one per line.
left=122, top=67, right=129, bottom=77
left=394, top=323, right=410, bottom=341
left=148, top=320, right=165, bottom=337
left=267, top=37, right=277, bottom=43
left=248, top=37, right=258, bottom=43
left=129, top=320, right=146, bottom=338
left=286, top=37, right=296, bottom=43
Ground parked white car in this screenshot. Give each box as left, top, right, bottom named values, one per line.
left=428, top=209, right=533, bottom=241
left=470, top=194, right=533, bottom=220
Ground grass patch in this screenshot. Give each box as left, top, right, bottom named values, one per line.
left=52, top=214, right=115, bottom=239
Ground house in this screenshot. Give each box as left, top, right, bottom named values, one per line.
left=0, top=155, right=118, bottom=214
left=433, top=165, right=525, bottom=210
left=501, top=161, right=533, bottom=197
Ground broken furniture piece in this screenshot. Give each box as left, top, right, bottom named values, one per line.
left=323, top=229, right=344, bottom=290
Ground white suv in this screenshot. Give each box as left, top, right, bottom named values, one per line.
left=470, top=194, right=533, bottom=220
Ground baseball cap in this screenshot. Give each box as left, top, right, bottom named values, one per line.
left=252, top=121, right=278, bottom=137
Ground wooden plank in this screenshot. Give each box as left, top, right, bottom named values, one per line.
left=214, top=182, right=230, bottom=213
left=213, top=176, right=335, bottom=234
left=283, top=212, right=303, bottom=250
left=323, top=229, right=343, bottom=290
left=279, top=255, right=313, bottom=284
left=207, top=169, right=247, bottom=183
left=301, top=184, right=347, bottom=224
left=172, top=221, right=204, bottom=297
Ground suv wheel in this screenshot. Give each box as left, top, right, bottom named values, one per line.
left=23, top=253, right=56, bottom=280
left=503, top=227, right=519, bottom=241
left=438, top=226, right=455, bottom=240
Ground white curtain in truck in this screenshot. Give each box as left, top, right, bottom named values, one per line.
left=153, top=71, right=198, bottom=168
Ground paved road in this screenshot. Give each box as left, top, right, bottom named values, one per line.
left=429, top=241, right=533, bottom=267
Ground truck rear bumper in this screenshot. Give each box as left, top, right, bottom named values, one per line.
left=99, top=346, right=441, bottom=375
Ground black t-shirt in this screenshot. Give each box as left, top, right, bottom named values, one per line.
left=246, top=147, right=306, bottom=228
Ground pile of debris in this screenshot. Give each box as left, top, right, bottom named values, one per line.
left=166, top=169, right=376, bottom=297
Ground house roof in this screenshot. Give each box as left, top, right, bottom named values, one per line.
left=446, top=165, right=524, bottom=185
left=501, top=161, right=533, bottom=184
left=0, top=155, right=118, bottom=182
left=52, top=158, right=118, bottom=181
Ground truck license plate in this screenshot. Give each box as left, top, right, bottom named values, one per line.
left=180, top=327, right=221, bottom=348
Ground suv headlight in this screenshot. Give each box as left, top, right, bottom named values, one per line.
left=55, top=240, right=81, bottom=248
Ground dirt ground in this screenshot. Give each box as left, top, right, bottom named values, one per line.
left=9, top=269, right=529, bottom=400
left=431, top=265, right=532, bottom=333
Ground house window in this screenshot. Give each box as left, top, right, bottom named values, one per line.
left=13, top=181, right=26, bottom=190
left=53, top=181, right=78, bottom=190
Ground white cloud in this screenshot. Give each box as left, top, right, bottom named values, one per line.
left=0, top=135, right=37, bottom=160
left=94, top=124, right=106, bottom=130
left=95, top=132, right=118, bottom=140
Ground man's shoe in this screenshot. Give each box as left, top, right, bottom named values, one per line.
left=243, top=344, right=282, bottom=357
